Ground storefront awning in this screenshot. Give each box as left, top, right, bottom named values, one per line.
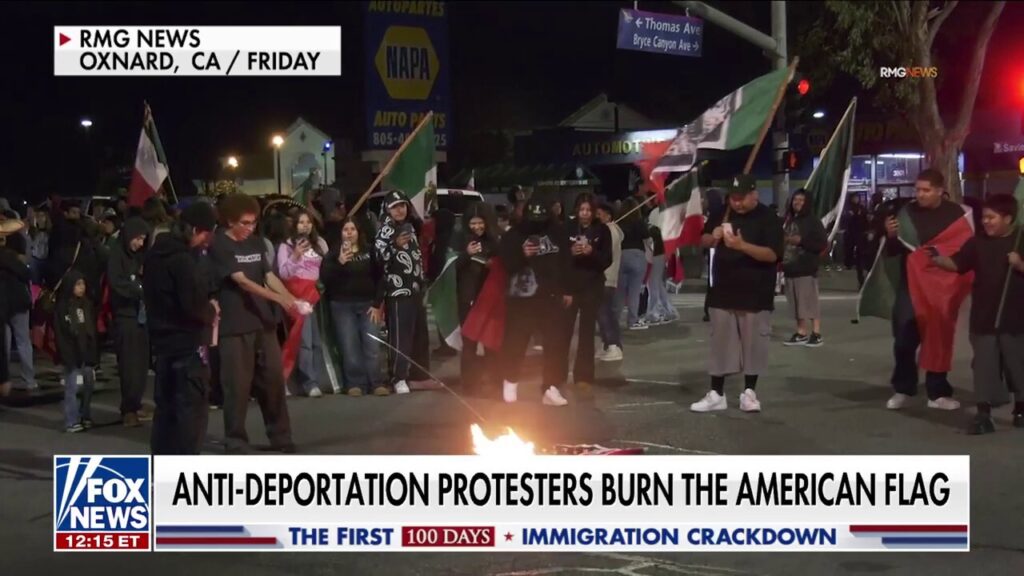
left=450, top=163, right=601, bottom=191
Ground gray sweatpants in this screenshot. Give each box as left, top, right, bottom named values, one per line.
left=708, top=308, right=772, bottom=377
left=970, top=333, right=1024, bottom=406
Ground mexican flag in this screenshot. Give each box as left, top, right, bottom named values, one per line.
left=384, top=114, right=437, bottom=218
left=127, top=104, right=170, bottom=208
left=650, top=66, right=794, bottom=176
left=858, top=204, right=975, bottom=372
left=426, top=249, right=462, bottom=351
left=807, top=98, right=857, bottom=242
left=652, top=167, right=704, bottom=256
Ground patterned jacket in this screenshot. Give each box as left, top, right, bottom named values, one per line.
left=374, top=215, right=426, bottom=298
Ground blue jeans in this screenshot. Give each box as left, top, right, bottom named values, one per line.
left=296, top=314, right=323, bottom=393
left=6, top=311, right=35, bottom=388
left=644, top=255, right=677, bottom=322
left=597, top=287, right=622, bottom=349
left=63, top=367, right=95, bottom=427
left=617, top=249, right=647, bottom=326
left=331, top=300, right=381, bottom=392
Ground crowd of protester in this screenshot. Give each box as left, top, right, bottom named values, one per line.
left=1, top=166, right=1021, bottom=447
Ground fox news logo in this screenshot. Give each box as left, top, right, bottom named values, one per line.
left=54, top=456, right=151, bottom=551
left=879, top=66, right=939, bottom=78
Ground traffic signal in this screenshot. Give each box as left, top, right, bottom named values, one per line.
left=775, top=150, right=802, bottom=174
left=784, top=73, right=813, bottom=134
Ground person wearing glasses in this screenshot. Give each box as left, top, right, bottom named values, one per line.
left=209, top=194, right=299, bottom=454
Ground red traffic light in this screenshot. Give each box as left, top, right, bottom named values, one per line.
left=797, top=79, right=810, bottom=96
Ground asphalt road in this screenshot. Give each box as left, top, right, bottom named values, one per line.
left=2, top=288, right=1023, bottom=575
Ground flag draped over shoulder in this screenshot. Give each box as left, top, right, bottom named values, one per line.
left=384, top=117, right=437, bottom=218
left=128, top=105, right=170, bottom=208
left=858, top=204, right=974, bottom=372
left=807, top=98, right=857, bottom=243
left=426, top=250, right=462, bottom=351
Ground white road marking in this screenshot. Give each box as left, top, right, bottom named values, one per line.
left=609, top=401, right=676, bottom=409
left=626, top=378, right=680, bottom=387
left=611, top=440, right=722, bottom=455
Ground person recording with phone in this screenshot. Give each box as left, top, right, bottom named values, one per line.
left=322, top=217, right=387, bottom=397
left=277, top=210, right=329, bottom=397
left=455, top=204, right=499, bottom=394
left=374, top=190, right=434, bottom=395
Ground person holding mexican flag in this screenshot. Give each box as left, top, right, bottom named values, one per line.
left=860, top=169, right=973, bottom=411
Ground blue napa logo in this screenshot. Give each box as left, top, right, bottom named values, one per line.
left=54, top=456, right=150, bottom=532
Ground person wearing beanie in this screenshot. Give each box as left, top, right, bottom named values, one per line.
left=499, top=193, right=572, bottom=407
left=373, top=190, right=434, bottom=394
left=144, top=202, right=220, bottom=454
left=108, top=216, right=153, bottom=427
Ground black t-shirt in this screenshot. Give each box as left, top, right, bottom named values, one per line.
left=952, top=234, right=1024, bottom=335
left=210, top=231, right=277, bottom=336
left=704, top=204, right=784, bottom=312
left=620, top=219, right=649, bottom=251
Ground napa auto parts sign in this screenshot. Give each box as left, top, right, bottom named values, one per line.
left=364, top=1, right=450, bottom=151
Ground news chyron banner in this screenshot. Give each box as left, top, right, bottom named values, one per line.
left=53, top=27, right=341, bottom=76
left=54, top=454, right=970, bottom=552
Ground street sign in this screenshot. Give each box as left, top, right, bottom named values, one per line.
left=616, top=8, right=703, bottom=57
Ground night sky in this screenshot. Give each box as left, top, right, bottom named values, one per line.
left=2, top=1, right=1021, bottom=204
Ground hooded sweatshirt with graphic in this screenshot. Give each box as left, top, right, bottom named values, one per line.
left=108, top=217, right=151, bottom=318
left=54, top=270, right=97, bottom=368
left=374, top=191, right=426, bottom=298
left=500, top=200, right=570, bottom=299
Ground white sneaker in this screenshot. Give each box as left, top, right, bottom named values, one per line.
left=542, top=386, right=568, bottom=407
left=503, top=380, right=518, bottom=403
left=886, top=393, right=911, bottom=410
left=394, top=380, right=410, bottom=395
left=628, top=320, right=649, bottom=331
left=308, top=387, right=323, bottom=398
left=927, top=397, right=961, bottom=411
left=600, top=345, right=623, bottom=362
left=690, top=390, right=727, bottom=413
left=739, top=389, right=761, bottom=413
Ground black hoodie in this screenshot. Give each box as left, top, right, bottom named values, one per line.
left=54, top=270, right=98, bottom=368
left=565, top=218, right=612, bottom=295
left=782, top=196, right=828, bottom=278
left=143, top=232, right=217, bottom=355
left=0, top=243, right=31, bottom=319
left=500, top=214, right=570, bottom=300
left=108, top=217, right=150, bottom=318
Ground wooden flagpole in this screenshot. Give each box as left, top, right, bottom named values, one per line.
left=743, top=57, right=799, bottom=175
left=349, top=111, right=434, bottom=217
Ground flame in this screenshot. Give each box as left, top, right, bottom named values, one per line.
left=470, top=424, right=536, bottom=456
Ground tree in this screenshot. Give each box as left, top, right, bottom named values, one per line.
left=798, top=1, right=1005, bottom=201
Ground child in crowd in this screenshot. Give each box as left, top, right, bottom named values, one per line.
left=55, top=271, right=98, bottom=433
left=931, top=194, right=1024, bottom=434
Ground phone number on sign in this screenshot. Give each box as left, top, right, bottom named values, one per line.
left=372, top=132, right=447, bottom=148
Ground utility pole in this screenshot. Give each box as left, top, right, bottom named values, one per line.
left=771, top=1, right=789, bottom=211
left=673, top=0, right=789, bottom=208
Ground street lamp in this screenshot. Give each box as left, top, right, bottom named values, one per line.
left=227, top=156, right=239, bottom=169
left=322, top=140, right=333, bottom=187
left=812, top=110, right=825, bottom=119
left=271, top=134, right=284, bottom=195
left=80, top=118, right=93, bottom=128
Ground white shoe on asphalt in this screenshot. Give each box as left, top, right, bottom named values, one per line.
left=542, top=386, right=568, bottom=407
left=886, top=393, right=911, bottom=410
left=394, top=380, right=410, bottom=395
left=690, top=390, right=727, bottom=413
left=739, top=389, right=761, bottom=413
left=308, top=387, right=323, bottom=398
left=503, top=380, right=518, bottom=403
left=628, top=320, right=649, bottom=331
left=927, top=397, right=961, bottom=411
left=600, top=345, right=623, bottom=362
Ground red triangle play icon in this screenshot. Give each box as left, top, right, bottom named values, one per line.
left=59, top=33, right=71, bottom=46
